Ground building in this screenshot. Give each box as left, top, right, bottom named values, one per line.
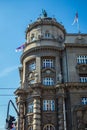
left=15, top=11, right=87, bottom=130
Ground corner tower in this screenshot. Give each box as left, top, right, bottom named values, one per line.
left=15, top=11, right=66, bottom=130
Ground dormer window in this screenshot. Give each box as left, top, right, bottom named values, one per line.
left=45, top=31, right=50, bottom=38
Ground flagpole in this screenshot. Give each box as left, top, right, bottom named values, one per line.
left=77, top=22, right=80, bottom=33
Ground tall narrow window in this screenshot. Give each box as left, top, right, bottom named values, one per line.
left=29, top=60, right=36, bottom=71
left=43, top=100, right=55, bottom=111
left=28, top=102, right=33, bottom=113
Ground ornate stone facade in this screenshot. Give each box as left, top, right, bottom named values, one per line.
left=15, top=12, right=87, bottom=130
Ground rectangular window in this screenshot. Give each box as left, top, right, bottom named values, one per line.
left=77, top=56, right=87, bottom=64
left=28, top=102, right=33, bottom=113
left=80, top=77, right=87, bottom=83
left=81, top=97, right=87, bottom=105
left=42, top=58, right=54, bottom=68
left=43, top=100, right=55, bottom=111
left=43, top=77, right=54, bottom=86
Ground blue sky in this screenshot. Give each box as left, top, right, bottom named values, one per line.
left=0, top=0, right=87, bottom=129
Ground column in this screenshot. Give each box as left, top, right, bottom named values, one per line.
left=18, top=96, right=25, bottom=130
left=33, top=97, right=41, bottom=130
left=36, top=57, right=41, bottom=83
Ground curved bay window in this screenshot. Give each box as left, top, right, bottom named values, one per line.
left=43, top=124, right=55, bottom=130
left=42, top=77, right=54, bottom=86
left=42, top=57, right=55, bottom=69
left=43, top=100, right=55, bottom=111
left=28, top=60, right=36, bottom=71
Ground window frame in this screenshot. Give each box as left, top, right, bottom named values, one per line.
left=80, top=76, right=87, bottom=83
left=81, top=97, right=87, bottom=105
left=42, top=77, right=55, bottom=86
left=28, top=60, right=36, bottom=71
left=77, top=56, right=87, bottom=64
left=27, top=102, right=33, bottom=113
left=43, top=100, right=55, bottom=111
left=42, top=57, right=55, bottom=69
left=43, top=124, right=55, bottom=130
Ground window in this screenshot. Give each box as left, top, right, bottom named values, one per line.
left=43, top=124, right=55, bottom=130
left=80, top=76, right=87, bottom=82
left=42, top=58, right=54, bottom=68
left=28, top=102, right=33, bottom=113
left=43, top=100, right=55, bottom=111
left=29, top=61, right=36, bottom=71
left=81, top=97, right=87, bottom=105
left=29, top=79, right=35, bottom=84
left=31, top=34, right=35, bottom=41
left=29, top=126, right=33, bottom=130
left=77, top=56, right=87, bottom=64
left=43, top=77, right=54, bottom=86
left=45, top=31, right=50, bottom=38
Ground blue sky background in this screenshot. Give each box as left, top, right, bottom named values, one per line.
left=0, top=0, right=87, bottom=129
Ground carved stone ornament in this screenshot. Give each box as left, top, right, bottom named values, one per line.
left=76, top=64, right=87, bottom=74
left=75, top=36, right=85, bottom=44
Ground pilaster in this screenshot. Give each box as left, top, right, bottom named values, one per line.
left=33, top=97, right=41, bottom=130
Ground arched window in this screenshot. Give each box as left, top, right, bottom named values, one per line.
left=29, top=126, right=33, bottom=130
left=43, top=124, right=55, bottom=130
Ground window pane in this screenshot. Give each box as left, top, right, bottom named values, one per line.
left=43, top=124, right=55, bottom=130
left=77, top=56, right=87, bottom=64
left=43, top=100, right=55, bottom=111
left=28, top=102, right=33, bottom=113
left=81, top=97, right=87, bottom=105
left=29, top=61, right=36, bottom=71
left=42, top=58, right=54, bottom=68
left=43, top=77, right=54, bottom=86
left=80, top=77, right=87, bottom=83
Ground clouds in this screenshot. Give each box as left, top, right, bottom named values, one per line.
left=0, top=65, right=18, bottom=78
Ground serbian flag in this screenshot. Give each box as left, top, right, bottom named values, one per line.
left=15, top=43, right=26, bottom=52
left=72, top=12, right=78, bottom=25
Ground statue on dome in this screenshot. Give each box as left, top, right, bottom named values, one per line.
left=42, top=9, right=47, bottom=17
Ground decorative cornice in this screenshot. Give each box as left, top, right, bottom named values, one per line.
left=21, top=46, right=63, bottom=63
left=56, top=82, right=87, bottom=89
left=76, top=64, right=87, bottom=74
left=26, top=17, right=66, bottom=34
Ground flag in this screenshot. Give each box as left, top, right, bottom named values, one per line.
left=72, top=12, right=78, bottom=25
left=15, top=43, right=26, bottom=52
